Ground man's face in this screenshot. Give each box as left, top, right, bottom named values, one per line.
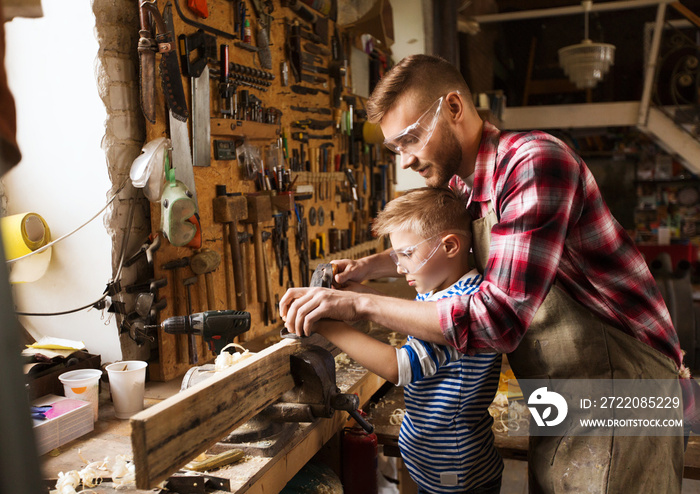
left=381, top=94, right=463, bottom=187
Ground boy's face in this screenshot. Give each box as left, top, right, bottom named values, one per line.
left=389, top=230, right=453, bottom=294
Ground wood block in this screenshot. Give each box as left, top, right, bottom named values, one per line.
left=131, top=338, right=299, bottom=489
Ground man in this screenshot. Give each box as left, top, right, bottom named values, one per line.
left=280, top=54, right=687, bottom=492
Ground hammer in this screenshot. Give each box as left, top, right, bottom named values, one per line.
left=162, top=256, right=191, bottom=362
left=183, top=275, right=199, bottom=365
left=213, top=186, right=249, bottom=310
left=191, top=249, right=221, bottom=311
left=244, top=193, right=273, bottom=321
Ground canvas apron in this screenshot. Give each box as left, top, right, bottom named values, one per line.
left=471, top=201, right=684, bottom=493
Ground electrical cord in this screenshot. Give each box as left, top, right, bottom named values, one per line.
left=14, top=177, right=136, bottom=317
left=7, top=177, right=130, bottom=264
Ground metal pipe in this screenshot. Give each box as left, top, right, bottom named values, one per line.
left=471, top=0, right=675, bottom=24
left=638, top=2, right=668, bottom=126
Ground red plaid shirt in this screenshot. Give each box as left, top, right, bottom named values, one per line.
left=439, top=122, right=683, bottom=369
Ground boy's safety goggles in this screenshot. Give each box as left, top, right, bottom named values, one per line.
left=382, top=91, right=459, bottom=156
left=389, top=235, right=442, bottom=274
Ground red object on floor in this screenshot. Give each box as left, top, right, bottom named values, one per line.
left=342, top=426, right=378, bottom=494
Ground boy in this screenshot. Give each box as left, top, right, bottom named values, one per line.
left=316, top=187, right=502, bottom=494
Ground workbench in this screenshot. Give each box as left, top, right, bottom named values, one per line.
left=37, top=346, right=700, bottom=492
left=39, top=327, right=390, bottom=493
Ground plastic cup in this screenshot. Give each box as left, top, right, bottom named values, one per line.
left=105, top=361, right=148, bottom=419
left=58, top=368, right=102, bottom=421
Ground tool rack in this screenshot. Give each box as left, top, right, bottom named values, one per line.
left=139, top=0, right=395, bottom=381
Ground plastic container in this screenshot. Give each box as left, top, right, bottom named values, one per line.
left=58, top=368, right=102, bottom=421
left=105, top=361, right=148, bottom=419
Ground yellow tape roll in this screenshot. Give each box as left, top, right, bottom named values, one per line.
left=1, top=213, right=52, bottom=283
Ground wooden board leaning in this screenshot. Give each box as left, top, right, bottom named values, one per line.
left=131, top=337, right=299, bottom=489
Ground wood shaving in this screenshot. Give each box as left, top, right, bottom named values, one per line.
left=389, top=408, right=405, bottom=425
left=388, top=332, right=402, bottom=347
left=334, top=352, right=351, bottom=366
left=492, top=393, right=508, bottom=408
left=55, top=471, right=80, bottom=494
left=215, top=344, right=254, bottom=371
left=111, top=454, right=136, bottom=488
left=490, top=401, right=529, bottom=433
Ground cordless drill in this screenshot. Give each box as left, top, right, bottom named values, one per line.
left=147, top=310, right=251, bottom=355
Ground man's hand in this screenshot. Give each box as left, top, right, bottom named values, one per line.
left=279, top=287, right=363, bottom=338
left=338, top=280, right=383, bottom=295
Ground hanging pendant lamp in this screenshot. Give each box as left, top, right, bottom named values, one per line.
left=558, top=0, right=616, bottom=89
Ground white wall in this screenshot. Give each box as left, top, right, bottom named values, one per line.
left=3, top=0, right=120, bottom=362
left=389, top=0, right=427, bottom=191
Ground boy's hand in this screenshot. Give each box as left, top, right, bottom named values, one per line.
left=332, top=250, right=398, bottom=285
left=331, top=258, right=367, bottom=286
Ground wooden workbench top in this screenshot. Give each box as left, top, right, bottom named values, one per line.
left=39, top=327, right=392, bottom=493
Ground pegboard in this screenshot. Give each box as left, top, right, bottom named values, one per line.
left=138, top=0, right=395, bottom=381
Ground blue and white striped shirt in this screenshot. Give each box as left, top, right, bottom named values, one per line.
left=396, top=270, right=502, bottom=493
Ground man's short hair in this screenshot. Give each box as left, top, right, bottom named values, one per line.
left=372, top=186, right=471, bottom=241
left=366, top=54, right=472, bottom=124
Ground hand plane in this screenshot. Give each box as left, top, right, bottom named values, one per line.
left=280, top=263, right=336, bottom=339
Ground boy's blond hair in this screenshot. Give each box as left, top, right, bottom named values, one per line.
left=372, top=187, right=471, bottom=241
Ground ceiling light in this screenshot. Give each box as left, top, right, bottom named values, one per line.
left=558, top=0, right=615, bottom=89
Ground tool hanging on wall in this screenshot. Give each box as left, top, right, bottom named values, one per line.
left=163, top=3, right=201, bottom=249
left=249, top=0, right=273, bottom=69
left=160, top=150, right=198, bottom=247
left=179, top=30, right=216, bottom=168
left=138, top=0, right=189, bottom=124
left=213, top=186, right=249, bottom=310
left=186, top=0, right=208, bottom=18
left=173, top=0, right=236, bottom=40
left=218, top=44, right=236, bottom=119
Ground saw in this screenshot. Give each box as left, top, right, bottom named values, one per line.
left=138, top=1, right=189, bottom=123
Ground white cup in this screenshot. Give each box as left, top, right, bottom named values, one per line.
left=58, top=368, right=102, bottom=421
left=105, top=361, right=148, bottom=419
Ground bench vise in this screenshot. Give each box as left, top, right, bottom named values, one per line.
left=260, top=346, right=374, bottom=433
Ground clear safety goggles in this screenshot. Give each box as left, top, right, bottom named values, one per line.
left=389, top=235, right=442, bottom=274
left=383, top=92, right=457, bottom=156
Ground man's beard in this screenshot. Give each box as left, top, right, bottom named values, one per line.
left=420, top=126, right=463, bottom=187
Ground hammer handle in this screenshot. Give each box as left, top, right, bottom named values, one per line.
left=204, top=272, right=216, bottom=310
left=228, top=223, right=247, bottom=310
left=252, top=223, right=266, bottom=304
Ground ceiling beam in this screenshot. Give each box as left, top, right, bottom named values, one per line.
left=467, top=0, right=675, bottom=25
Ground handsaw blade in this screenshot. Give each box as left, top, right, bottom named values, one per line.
left=192, top=64, right=211, bottom=167
left=139, top=39, right=157, bottom=124
left=138, top=2, right=157, bottom=124
left=160, top=2, right=189, bottom=122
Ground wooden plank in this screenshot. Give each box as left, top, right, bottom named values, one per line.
left=131, top=338, right=299, bottom=489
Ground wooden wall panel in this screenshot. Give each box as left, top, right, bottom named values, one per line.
left=141, top=0, right=393, bottom=381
